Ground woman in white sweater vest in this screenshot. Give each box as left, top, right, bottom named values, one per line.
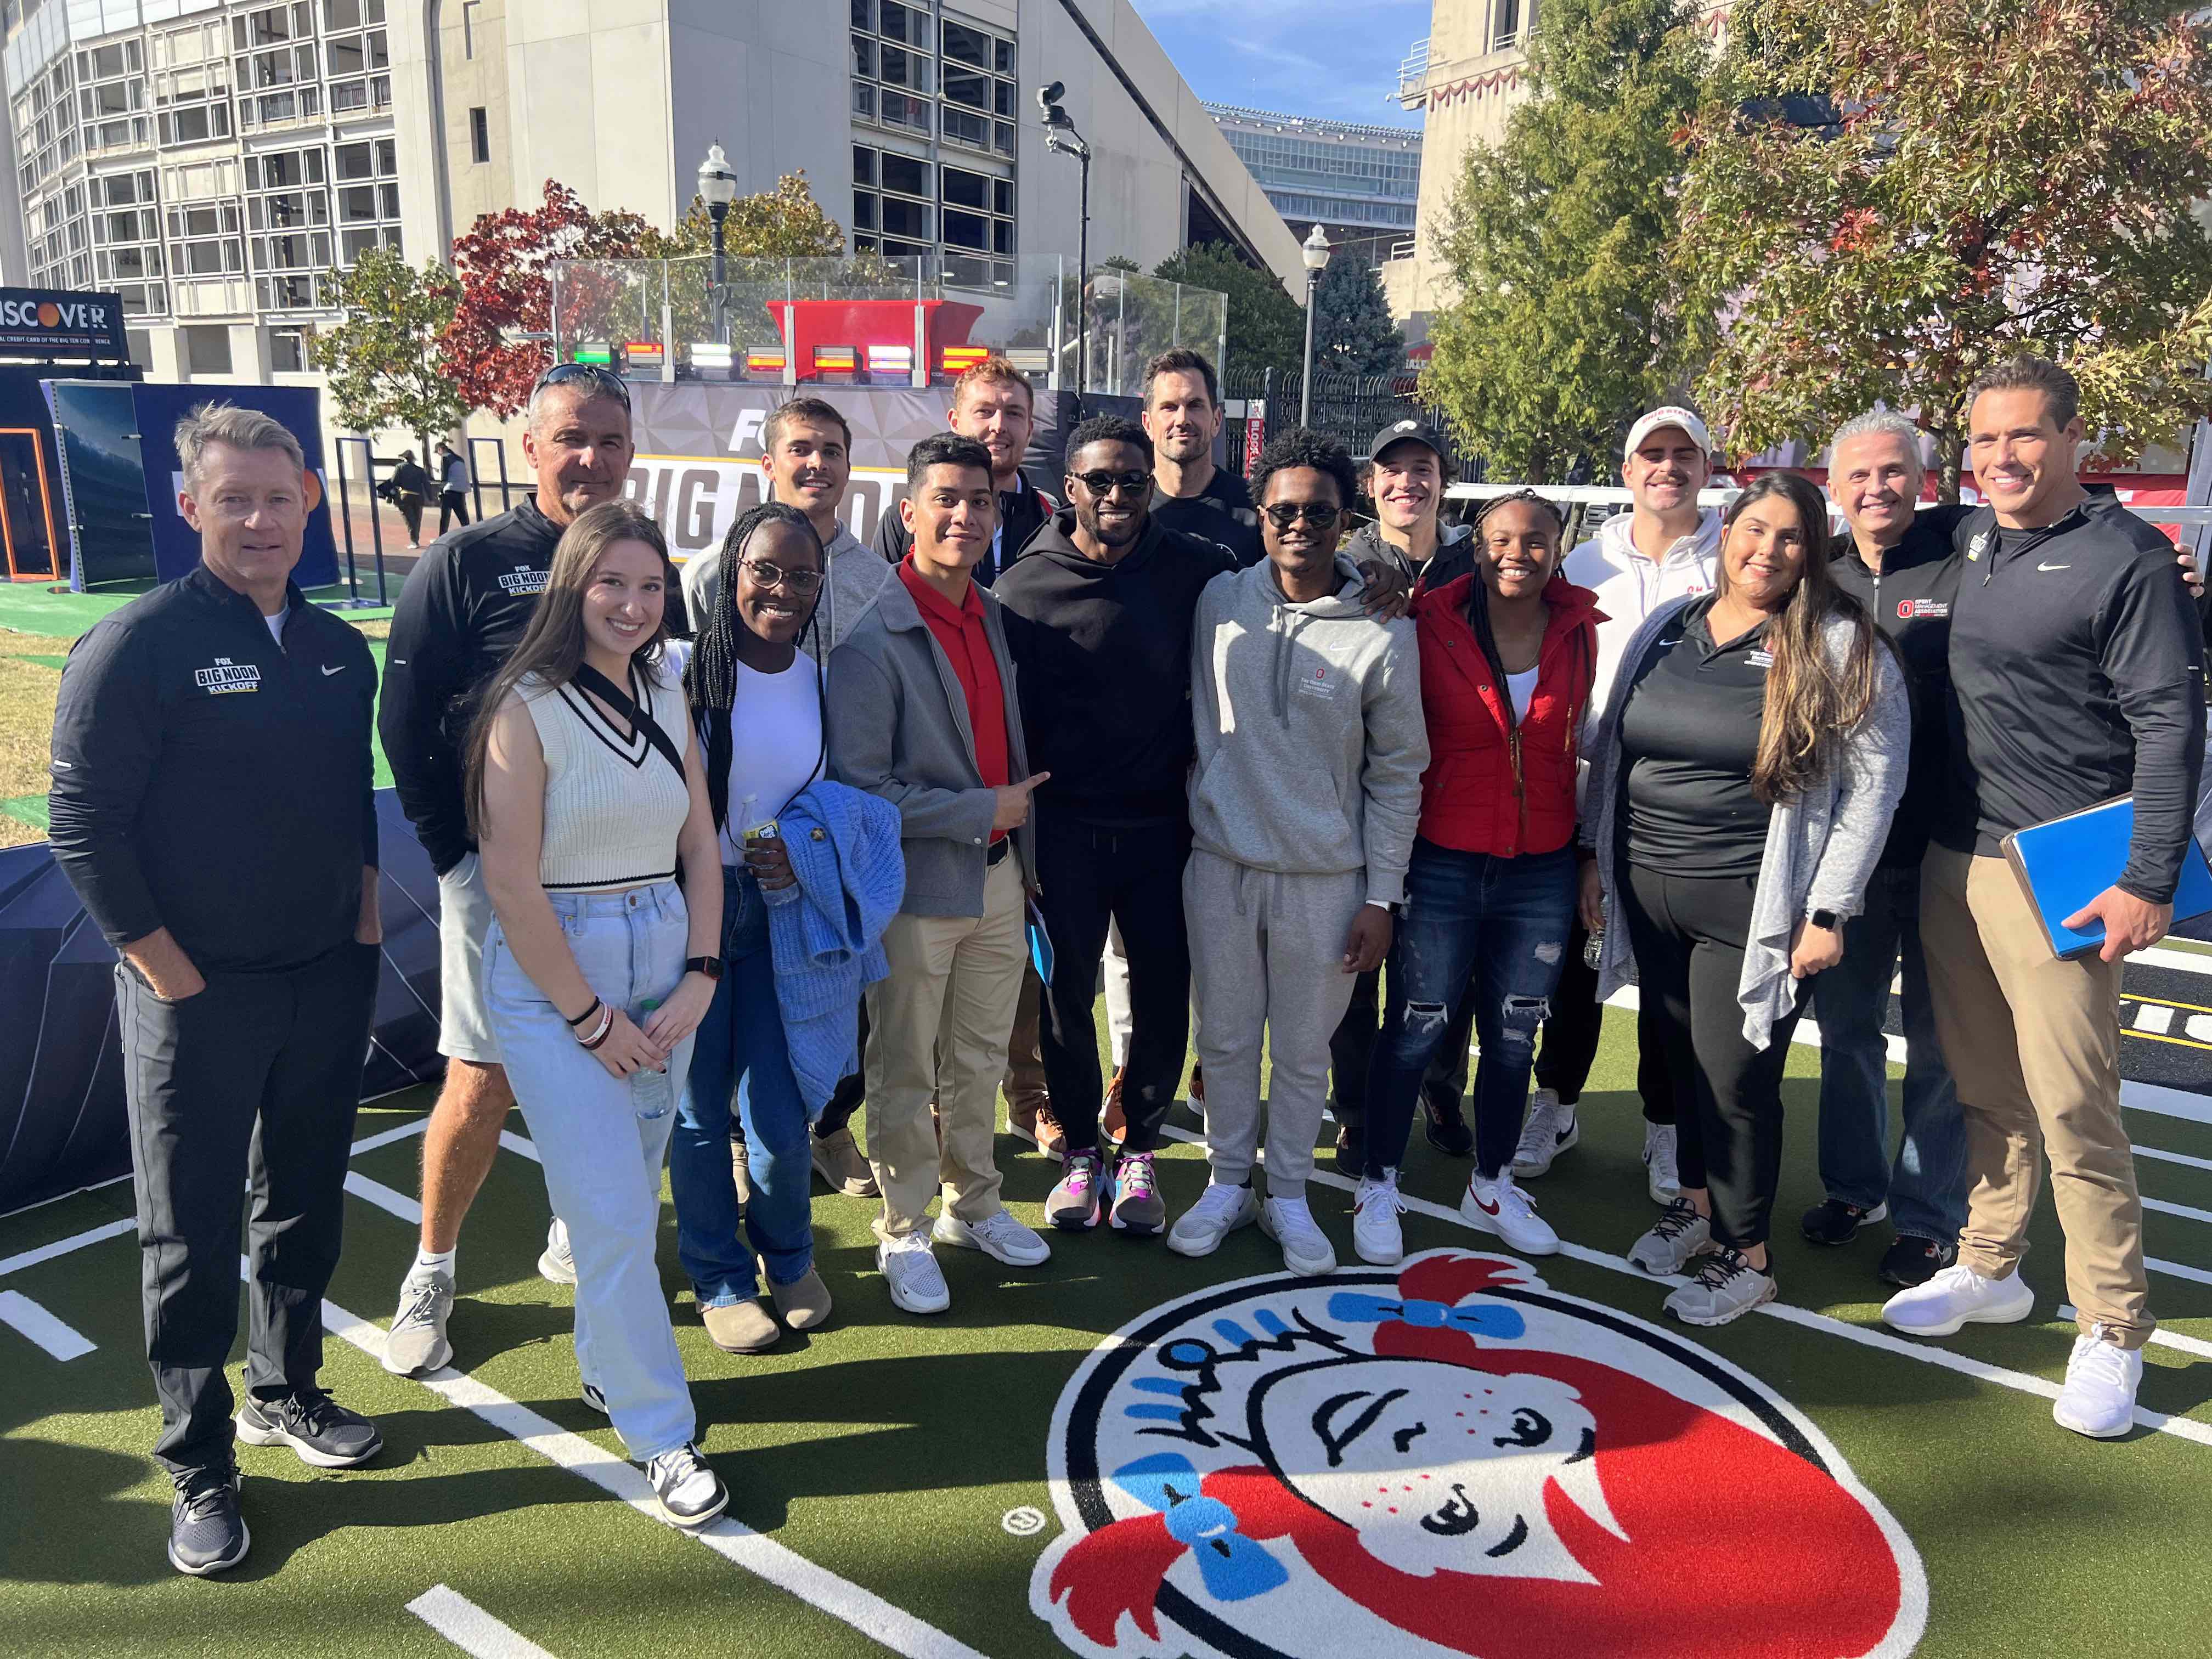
left=464, top=500, right=729, bottom=1528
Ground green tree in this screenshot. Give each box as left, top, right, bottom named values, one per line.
left=1419, top=0, right=1711, bottom=478
left=1313, top=256, right=1405, bottom=375
left=642, top=170, right=847, bottom=259
left=1152, top=241, right=1305, bottom=379
left=1677, top=0, right=2212, bottom=498
left=314, top=245, right=467, bottom=449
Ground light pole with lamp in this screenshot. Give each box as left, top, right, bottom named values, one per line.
left=1038, top=82, right=1092, bottom=404
left=697, top=140, right=738, bottom=346
left=1299, top=223, right=1331, bottom=428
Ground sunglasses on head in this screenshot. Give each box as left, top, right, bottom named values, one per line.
left=533, top=361, right=633, bottom=409
left=1074, top=469, right=1153, bottom=499
left=1263, top=501, right=1344, bottom=530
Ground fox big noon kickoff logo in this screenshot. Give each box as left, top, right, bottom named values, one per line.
left=1030, top=1251, right=1926, bottom=1659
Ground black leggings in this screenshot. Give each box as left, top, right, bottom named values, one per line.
left=1619, top=864, right=1808, bottom=1250
left=1533, top=917, right=1672, bottom=1123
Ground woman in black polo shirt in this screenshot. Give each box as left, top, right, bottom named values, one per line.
left=1579, top=472, right=1908, bottom=1327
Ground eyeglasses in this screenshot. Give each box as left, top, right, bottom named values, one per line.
left=1074, top=470, right=1153, bottom=499
left=531, top=361, right=632, bottom=409
left=1262, top=501, right=1344, bottom=530
left=739, top=557, right=823, bottom=594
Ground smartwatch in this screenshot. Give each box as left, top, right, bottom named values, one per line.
left=1809, top=910, right=1839, bottom=930
left=685, top=955, right=725, bottom=980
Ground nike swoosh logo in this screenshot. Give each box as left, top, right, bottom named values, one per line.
left=321, top=664, right=346, bottom=675
left=2038, top=562, right=2069, bottom=571
left=390, top=657, right=406, bottom=665
left=1474, top=1194, right=1500, bottom=1216
left=50, top=759, right=72, bottom=769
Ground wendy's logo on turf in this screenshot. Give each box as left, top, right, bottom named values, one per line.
left=1030, top=1251, right=1926, bottom=1659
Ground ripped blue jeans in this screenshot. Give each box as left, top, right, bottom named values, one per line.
left=1365, top=840, right=1578, bottom=1181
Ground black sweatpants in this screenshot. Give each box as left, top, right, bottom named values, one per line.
left=1329, top=968, right=1472, bottom=1127
left=1034, top=814, right=1190, bottom=1155
left=1533, top=917, right=1673, bottom=1124
left=1618, top=865, right=1807, bottom=1250
left=437, top=489, right=471, bottom=535
left=119, top=941, right=379, bottom=1477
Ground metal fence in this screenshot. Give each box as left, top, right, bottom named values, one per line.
left=1219, top=368, right=1444, bottom=466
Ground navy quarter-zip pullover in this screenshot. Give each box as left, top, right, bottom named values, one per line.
left=48, top=564, right=377, bottom=973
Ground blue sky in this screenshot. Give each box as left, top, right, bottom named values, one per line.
left=1128, top=0, right=1430, bottom=128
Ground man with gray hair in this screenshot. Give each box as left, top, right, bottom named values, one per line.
left=379, top=362, right=634, bottom=1375
left=1809, top=409, right=1976, bottom=1288
left=49, top=400, right=385, bottom=1575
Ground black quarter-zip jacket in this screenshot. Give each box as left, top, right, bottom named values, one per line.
left=1149, top=465, right=1263, bottom=569
left=1939, top=496, right=2206, bottom=902
left=48, top=563, right=377, bottom=973
left=1826, top=504, right=1972, bottom=866
left=379, top=495, right=561, bottom=873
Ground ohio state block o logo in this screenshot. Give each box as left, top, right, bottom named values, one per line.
left=1031, top=1251, right=1926, bottom=1659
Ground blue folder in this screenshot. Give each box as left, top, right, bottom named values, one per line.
left=2000, top=795, right=2212, bottom=959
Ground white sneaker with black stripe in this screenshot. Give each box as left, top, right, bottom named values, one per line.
left=645, top=1442, right=729, bottom=1529
left=1510, top=1090, right=1578, bottom=1178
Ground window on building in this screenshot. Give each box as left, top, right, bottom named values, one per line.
left=268, top=325, right=311, bottom=371
left=469, top=105, right=489, bottom=164
left=183, top=323, right=233, bottom=374
left=1493, top=0, right=1521, bottom=48
left=126, top=327, right=153, bottom=366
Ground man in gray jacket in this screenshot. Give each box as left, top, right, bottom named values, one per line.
left=1167, top=429, right=1429, bottom=1277
left=827, top=433, right=1054, bottom=1316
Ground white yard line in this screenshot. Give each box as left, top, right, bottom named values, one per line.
left=2136, top=1144, right=2212, bottom=1175
left=407, top=1585, right=561, bottom=1659
left=0, top=1216, right=136, bottom=1279
left=2145, top=1194, right=2212, bottom=1226
left=0, top=1288, right=95, bottom=1359
left=346, top=1170, right=424, bottom=1227
left=324, top=1296, right=990, bottom=1659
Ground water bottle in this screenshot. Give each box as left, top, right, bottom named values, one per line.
left=1583, top=926, right=1605, bottom=972
left=630, top=996, right=674, bottom=1121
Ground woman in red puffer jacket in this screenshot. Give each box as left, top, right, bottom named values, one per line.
left=1353, top=490, right=1605, bottom=1267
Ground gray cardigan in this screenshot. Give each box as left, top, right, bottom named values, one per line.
left=1583, top=595, right=1909, bottom=1049
left=826, top=570, right=1037, bottom=918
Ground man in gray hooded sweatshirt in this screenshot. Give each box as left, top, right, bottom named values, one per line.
left=1167, top=429, right=1429, bottom=1278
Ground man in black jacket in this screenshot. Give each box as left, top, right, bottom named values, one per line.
left=1141, top=348, right=1262, bottom=568
left=48, top=403, right=384, bottom=1576
left=376, top=362, right=632, bottom=1375
left=873, top=354, right=1057, bottom=584
left=1883, top=355, right=2207, bottom=1441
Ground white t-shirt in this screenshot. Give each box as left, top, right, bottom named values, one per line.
left=718, top=656, right=823, bottom=865
left=264, top=608, right=286, bottom=644
left=1506, top=665, right=1539, bottom=723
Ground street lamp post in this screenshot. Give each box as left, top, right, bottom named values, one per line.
left=1300, top=223, right=1331, bottom=428
left=697, top=140, right=739, bottom=346
left=1039, top=82, right=1093, bottom=404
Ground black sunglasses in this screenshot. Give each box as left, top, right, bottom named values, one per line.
left=1073, top=469, right=1153, bottom=498
left=1263, top=501, right=1344, bottom=530
left=533, top=361, right=632, bottom=409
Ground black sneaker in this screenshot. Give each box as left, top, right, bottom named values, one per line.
left=168, top=1466, right=250, bottom=1577
left=1799, top=1198, right=1888, bottom=1245
left=235, top=1390, right=383, bottom=1469
left=1421, top=1096, right=1474, bottom=1158
left=1333, top=1118, right=1365, bottom=1173
left=1879, top=1234, right=1959, bottom=1288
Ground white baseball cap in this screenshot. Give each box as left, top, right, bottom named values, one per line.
left=1622, top=406, right=1713, bottom=463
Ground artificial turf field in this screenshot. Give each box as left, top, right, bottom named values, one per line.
left=4, top=990, right=2212, bottom=1659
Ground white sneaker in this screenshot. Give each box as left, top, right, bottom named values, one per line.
left=1627, top=1198, right=1713, bottom=1276
left=1461, top=1170, right=1560, bottom=1256
left=1642, top=1123, right=1680, bottom=1205
left=2052, top=1325, right=2143, bottom=1438
left=934, top=1207, right=1052, bottom=1267
left=1259, top=1195, right=1338, bottom=1277
left=644, top=1442, right=728, bottom=1529
left=1510, top=1091, right=1579, bottom=1178
left=537, top=1217, right=577, bottom=1285
left=874, top=1232, right=952, bottom=1314
left=1167, top=1182, right=1259, bottom=1258
left=1352, top=1172, right=1405, bottom=1266
left=1881, top=1263, right=2035, bottom=1337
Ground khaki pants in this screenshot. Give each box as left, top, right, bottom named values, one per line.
left=1002, top=963, right=1050, bottom=1114
left=866, top=855, right=1028, bottom=1240
left=1920, top=847, right=2151, bottom=1346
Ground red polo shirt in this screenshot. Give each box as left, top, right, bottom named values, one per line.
left=898, top=557, right=1012, bottom=842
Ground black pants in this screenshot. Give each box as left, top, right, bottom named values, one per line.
left=1619, top=865, right=1807, bottom=1250
left=1329, top=967, right=1472, bottom=1127
left=397, top=495, right=424, bottom=544
left=1533, top=917, right=1673, bottom=1124
left=437, top=489, right=471, bottom=535
left=119, top=941, right=379, bottom=1477
left=1034, top=814, right=1191, bottom=1155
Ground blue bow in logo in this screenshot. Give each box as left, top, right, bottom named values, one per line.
left=1109, top=1452, right=1288, bottom=1602
left=1327, top=1291, right=1526, bottom=1341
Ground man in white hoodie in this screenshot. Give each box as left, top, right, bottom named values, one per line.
left=1515, top=407, right=1724, bottom=1204
left=1167, top=428, right=1429, bottom=1277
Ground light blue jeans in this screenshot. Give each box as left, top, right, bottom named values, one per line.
left=484, top=882, right=697, bottom=1463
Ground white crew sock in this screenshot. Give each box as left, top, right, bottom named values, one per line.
left=410, top=1246, right=456, bottom=1282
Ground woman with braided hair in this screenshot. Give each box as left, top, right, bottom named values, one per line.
left=1356, top=490, right=1604, bottom=1267
left=668, top=501, right=836, bottom=1353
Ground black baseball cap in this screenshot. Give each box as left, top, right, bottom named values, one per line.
left=1367, top=416, right=1450, bottom=470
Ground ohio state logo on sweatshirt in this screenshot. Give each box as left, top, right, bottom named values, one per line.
left=1031, top=1251, right=1925, bottom=1659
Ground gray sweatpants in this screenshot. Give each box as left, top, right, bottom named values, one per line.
left=1185, top=849, right=1365, bottom=1199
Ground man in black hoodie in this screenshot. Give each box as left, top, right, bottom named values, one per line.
left=1141, top=348, right=1262, bottom=568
